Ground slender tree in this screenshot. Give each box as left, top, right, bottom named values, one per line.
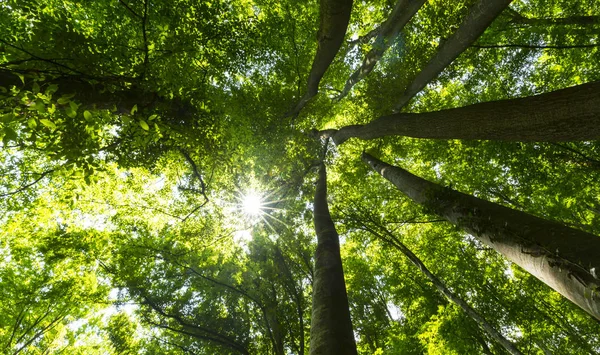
left=310, top=163, right=357, bottom=355
left=353, top=217, right=523, bottom=355
left=362, top=152, right=600, bottom=321
left=314, top=81, right=600, bottom=144
left=287, top=0, right=354, bottom=117
left=335, top=0, right=426, bottom=101
left=394, top=0, right=513, bottom=111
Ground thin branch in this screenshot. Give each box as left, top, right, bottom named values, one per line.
left=0, top=39, right=87, bottom=77
left=472, top=43, right=600, bottom=49
left=551, top=143, right=600, bottom=167
left=142, top=297, right=249, bottom=355
left=179, top=149, right=209, bottom=221
left=118, top=0, right=142, bottom=19
left=0, top=169, right=55, bottom=198
left=141, top=0, right=149, bottom=77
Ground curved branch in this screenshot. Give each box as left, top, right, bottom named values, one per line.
left=0, top=169, right=55, bottom=198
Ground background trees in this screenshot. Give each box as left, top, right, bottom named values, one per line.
left=1, top=0, right=600, bottom=354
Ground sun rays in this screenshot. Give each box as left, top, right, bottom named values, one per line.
left=231, top=187, right=289, bottom=235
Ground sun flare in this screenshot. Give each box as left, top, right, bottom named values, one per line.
left=241, top=191, right=263, bottom=217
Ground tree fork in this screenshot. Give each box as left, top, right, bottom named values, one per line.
left=310, top=163, right=357, bottom=355
left=318, top=81, right=600, bottom=144
left=362, top=152, right=600, bottom=320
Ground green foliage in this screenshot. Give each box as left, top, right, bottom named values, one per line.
left=2, top=0, right=600, bottom=354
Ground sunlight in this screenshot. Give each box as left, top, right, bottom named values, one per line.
left=241, top=190, right=263, bottom=217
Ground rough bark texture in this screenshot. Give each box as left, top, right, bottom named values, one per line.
left=288, top=0, right=354, bottom=117
left=362, top=152, right=600, bottom=321
left=324, top=81, right=600, bottom=144
left=364, top=226, right=523, bottom=355
left=310, top=164, right=357, bottom=355
left=336, top=0, right=426, bottom=101
left=394, top=0, right=513, bottom=111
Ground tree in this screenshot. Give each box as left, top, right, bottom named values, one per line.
left=362, top=152, right=600, bottom=320
left=347, top=207, right=523, bottom=355
left=287, top=0, right=354, bottom=117
left=394, top=0, right=514, bottom=111
left=335, top=0, right=426, bottom=101
left=310, top=163, right=357, bottom=355
left=315, top=80, right=600, bottom=144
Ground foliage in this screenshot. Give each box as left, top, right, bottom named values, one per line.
left=1, top=0, right=600, bottom=354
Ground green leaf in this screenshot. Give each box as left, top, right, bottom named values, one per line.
left=27, top=117, right=37, bottom=128
left=139, top=120, right=149, bottom=131
left=131, top=104, right=138, bottom=115
left=46, top=84, right=59, bottom=95
left=1, top=113, right=15, bottom=123
left=57, top=93, right=76, bottom=105
left=3, top=126, right=18, bottom=143
left=66, top=107, right=77, bottom=118
left=32, top=82, right=40, bottom=94
left=34, top=100, right=45, bottom=113
left=84, top=110, right=93, bottom=121
left=40, top=119, right=57, bottom=129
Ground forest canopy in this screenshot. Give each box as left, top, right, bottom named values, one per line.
left=1, top=0, right=600, bottom=354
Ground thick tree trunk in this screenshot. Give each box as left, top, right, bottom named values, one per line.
left=394, top=0, right=513, bottom=111
left=362, top=152, right=600, bottom=321
left=287, top=0, right=353, bottom=117
left=362, top=224, right=523, bottom=355
left=0, top=69, right=195, bottom=118
left=318, top=81, right=600, bottom=144
left=310, top=163, right=357, bottom=355
left=335, top=0, right=426, bottom=101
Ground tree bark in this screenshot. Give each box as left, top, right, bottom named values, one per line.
left=287, top=0, right=353, bottom=118
left=362, top=152, right=600, bottom=321
left=310, top=163, right=357, bottom=355
left=318, top=81, right=600, bottom=144
left=360, top=222, right=523, bottom=355
left=394, top=0, right=513, bottom=111
left=335, top=0, right=426, bottom=101
left=0, top=69, right=196, bottom=118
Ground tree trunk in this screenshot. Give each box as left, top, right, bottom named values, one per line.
left=362, top=152, right=600, bottom=321
left=394, top=0, right=513, bottom=111
left=318, top=81, right=600, bottom=144
left=310, top=163, right=357, bottom=355
left=0, top=69, right=196, bottom=118
left=335, top=0, right=426, bottom=101
left=360, top=222, right=523, bottom=355
left=287, top=0, right=354, bottom=118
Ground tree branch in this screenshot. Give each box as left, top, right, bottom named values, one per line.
left=0, top=169, right=56, bottom=198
